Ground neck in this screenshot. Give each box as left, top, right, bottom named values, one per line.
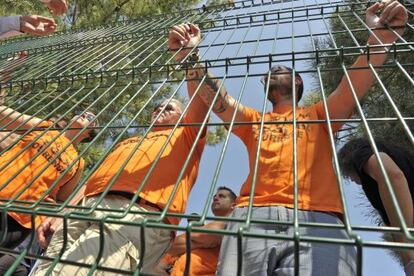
left=64, top=131, right=80, bottom=146
left=214, top=209, right=233, bottom=217
left=151, top=125, right=171, bottom=132
left=272, top=98, right=297, bottom=113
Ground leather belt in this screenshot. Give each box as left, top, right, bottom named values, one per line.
left=106, top=190, right=162, bottom=212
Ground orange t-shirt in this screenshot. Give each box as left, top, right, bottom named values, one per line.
left=85, top=118, right=206, bottom=225
left=233, top=102, right=343, bottom=214
left=0, top=122, right=84, bottom=228
left=170, top=246, right=220, bottom=276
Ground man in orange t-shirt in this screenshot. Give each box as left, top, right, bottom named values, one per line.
left=0, top=104, right=97, bottom=262
left=35, top=24, right=210, bottom=274
left=173, top=1, right=408, bottom=275
left=157, top=187, right=236, bottom=276
left=35, top=98, right=209, bottom=275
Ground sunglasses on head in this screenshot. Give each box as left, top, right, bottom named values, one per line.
left=260, top=65, right=297, bottom=86
left=76, top=111, right=97, bottom=124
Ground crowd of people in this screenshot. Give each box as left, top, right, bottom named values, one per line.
left=0, top=0, right=412, bottom=275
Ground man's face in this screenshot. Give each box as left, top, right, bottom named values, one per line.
left=211, top=189, right=235, bottom=216
left=262, top=66, right=293, bottom=93
left=69, top=112, right=97, bottom=129
left=67, top=111, right=97, bottom=140
left=151, top=101, right=183, bottom=125
left=262, top=65, right=301, bottom=104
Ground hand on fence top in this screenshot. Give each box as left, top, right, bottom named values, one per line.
left=20, top=15, right=56, bottom=36
left=43, top=0, right=68, bottom=16
left=366, top=0, right=408, bottom=44
left=168, top=23, right=201, bottom=62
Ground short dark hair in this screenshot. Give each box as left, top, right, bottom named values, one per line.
left=263, top=65, right=304, bottom=102
left=217, top=186, right=237, bottom=202
left=337, top=138, right=368, bottom=177
left=338, top=137, right=413, bottom=178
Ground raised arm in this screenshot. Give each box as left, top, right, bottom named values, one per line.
left=326, top=0, right=407, bottom=119
left=168, top=24, right=209, bottom=133
left=168, top=24, right=249, bottom=129
left=0, top=16, right=56, bottom=38
left=0, top=105, right=43, bottom=130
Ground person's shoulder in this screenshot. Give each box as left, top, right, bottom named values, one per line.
left=242, top=105, right=261, bottom=117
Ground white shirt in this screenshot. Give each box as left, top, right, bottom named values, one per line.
left=0, top=1, right=52, bottom=39
left=0, top=16, right=21, bottom=39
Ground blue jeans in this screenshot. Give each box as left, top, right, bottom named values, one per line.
left=217, top=206, right=356, bottom=276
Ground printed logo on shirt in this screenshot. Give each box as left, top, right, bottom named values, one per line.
left=115, top=133, right=170, bottom=149
left=32, top=140, right=71, bottom=173
left=253, top=113, right=312, bottom=143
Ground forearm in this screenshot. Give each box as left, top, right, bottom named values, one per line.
left=186, top=64, right=247, bottom=127
left=378, top=175, right=413, bottom=228
left=343, top=50, right=387, bottom=101
left=167, top=234, right=208, bottom=256
left=49, top=185, right=85, bottom=232
left=65, top=185, right=85, bottom=207
left=187, top=221, right=224, bottom=246
left=337, top=23, right=403, bottom=101
left=0, top=132, right=20, bottom=151
left=378, top=176, right=414, bottom=265
left=187, top=65, right=230, bottom=114
left=0, top=106, right=22, bottom=129
left=326, top=1, right=407, bottom=119
left=0, top=106, right=42, bottom=130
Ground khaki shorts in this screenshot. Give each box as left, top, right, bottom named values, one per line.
left=34, top=195, right=172, bottom=275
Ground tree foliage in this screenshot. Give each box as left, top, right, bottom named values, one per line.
left=1, top=0, right=235, bottom=172
left=307, top=1, right=414, bottom=149
left=305, top=1, right=413, bottom=264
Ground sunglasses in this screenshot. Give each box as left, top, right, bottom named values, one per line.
left=82, top=112, right=96, bottom=122
left=76, top=111, right=98, bottom=126
left=153, top=104, right=175, bottom=113
left=260, top=66, right=294, bottom=86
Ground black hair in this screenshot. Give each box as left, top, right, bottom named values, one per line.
left=338, top=137, right=413, bottom=178
left=337, top=138, right=368, bottom=177
left=217, top=186, right=237, bottom=202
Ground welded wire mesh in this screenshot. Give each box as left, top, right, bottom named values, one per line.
left=0, top=0, right=413, bottom=275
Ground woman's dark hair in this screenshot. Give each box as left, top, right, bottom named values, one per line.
left=338, top=137, right=413, bottom=177
left=337, top=138, right=369, bottom=177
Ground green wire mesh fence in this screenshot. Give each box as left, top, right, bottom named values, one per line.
left=0, top=0, right=413, bottom=275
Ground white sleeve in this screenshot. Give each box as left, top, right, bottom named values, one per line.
left=0, top=16, right=20, bottom=35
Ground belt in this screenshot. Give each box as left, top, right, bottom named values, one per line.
left=106, top=191, right=162, bottom=212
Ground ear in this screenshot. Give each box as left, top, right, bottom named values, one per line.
left=295, top=76, right=302, bottom=87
